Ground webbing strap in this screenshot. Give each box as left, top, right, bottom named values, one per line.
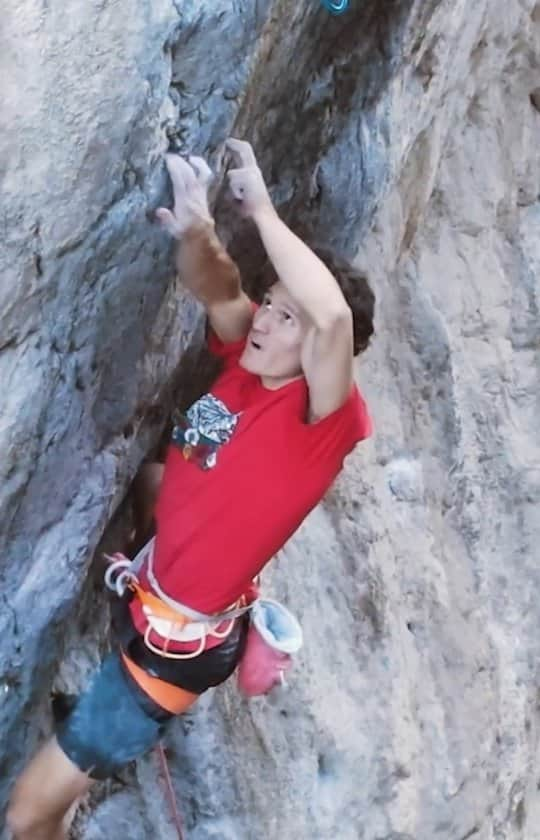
left=141, top=538, right=254, bottom=623
left=106, top=540, right=254, bottom=624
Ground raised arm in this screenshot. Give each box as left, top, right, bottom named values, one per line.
left=175, top=220, right=253, bottom=343
left=156, top=155, right=253, bottom=343
left=225, top=138, right=353, bottom=421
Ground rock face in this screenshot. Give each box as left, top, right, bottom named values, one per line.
left=1, top=0, right=539, bottom=838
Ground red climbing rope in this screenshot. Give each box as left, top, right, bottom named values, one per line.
left=156, top=742, right=185, bottom=840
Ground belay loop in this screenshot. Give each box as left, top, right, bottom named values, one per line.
left=321, top=0, right=350, bottom=14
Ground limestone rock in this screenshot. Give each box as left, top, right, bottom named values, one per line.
left=1, top=1, right=539, bottom=838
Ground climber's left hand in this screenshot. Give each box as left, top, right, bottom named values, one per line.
left=225, top=138, right=274, bottom=220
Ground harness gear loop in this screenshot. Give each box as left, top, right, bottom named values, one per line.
left=143, top=625, right=207, bottom=660
left=103, top=554, right=136, bottom=597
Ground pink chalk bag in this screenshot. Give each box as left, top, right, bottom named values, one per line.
left=237, top=598, right=304, bottom=697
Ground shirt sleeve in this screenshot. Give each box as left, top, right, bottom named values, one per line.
left=206, top=327, right=247, bottom=368
left=296, top=385, right=372, bottom=469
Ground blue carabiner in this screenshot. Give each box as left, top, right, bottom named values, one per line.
left=321, top=0, right=349, bottom=14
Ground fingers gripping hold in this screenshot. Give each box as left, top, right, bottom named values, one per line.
left=157, top=154, right=213, bottom=238
left=155, top=139, right=269, bottom=237
left=228, top=170, right=246, bottom=201
left=155, top=207, right=179, bottom=236
left=225, top=137, right=258, bottom=168
left=164, top=153, right=194, bottom=194
left=188, top=155, right=213, bottom=187
left=223, top=138, right=273, bottom=217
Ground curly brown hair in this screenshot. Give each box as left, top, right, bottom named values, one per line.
left=257, top=245, right=375, bottom=356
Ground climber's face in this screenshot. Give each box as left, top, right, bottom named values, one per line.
left=239, top=282, right=307, bottom=388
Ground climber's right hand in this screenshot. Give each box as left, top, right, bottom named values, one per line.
left=155, top=154, right=214, bottom=239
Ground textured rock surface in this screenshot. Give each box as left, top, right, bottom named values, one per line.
left=1, top=0, right=539, bottom=838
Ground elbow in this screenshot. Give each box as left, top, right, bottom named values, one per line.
left=316, top=302, right=352, bottom=333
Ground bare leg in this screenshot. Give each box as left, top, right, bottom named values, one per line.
left=7, top=737, right=92, bottom=840
left=130, top=461, right=164, bottom=555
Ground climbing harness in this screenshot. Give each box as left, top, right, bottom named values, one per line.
left=321, top=0, right=350, bottom=14
left=105, top=539, right=251, bottom=659
left=105, top=540, right=303, bottom=695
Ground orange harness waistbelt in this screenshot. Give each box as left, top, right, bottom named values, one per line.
left=121, top=651, right=199, bottom=715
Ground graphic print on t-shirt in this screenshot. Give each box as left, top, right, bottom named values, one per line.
left=171, top=393, right=241, bottom=470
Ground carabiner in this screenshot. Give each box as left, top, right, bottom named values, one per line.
left=321, top=0, right=350, bottom=14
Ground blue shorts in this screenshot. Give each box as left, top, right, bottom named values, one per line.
left=56, top=617, right=247, bottom=780
left=56, top=653, right=170, bottom=780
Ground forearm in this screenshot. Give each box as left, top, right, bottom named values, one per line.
left=174, top=221, right=242, bottom=306
left=174, top=221, right=253, bottom=342
left=253, top=207, right=349, bottom=327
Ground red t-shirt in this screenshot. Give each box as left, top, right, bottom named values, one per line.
left=130, top=329, right=372, bottom=636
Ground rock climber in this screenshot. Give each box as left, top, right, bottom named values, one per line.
left=7, top=137, right=375, bottom=840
